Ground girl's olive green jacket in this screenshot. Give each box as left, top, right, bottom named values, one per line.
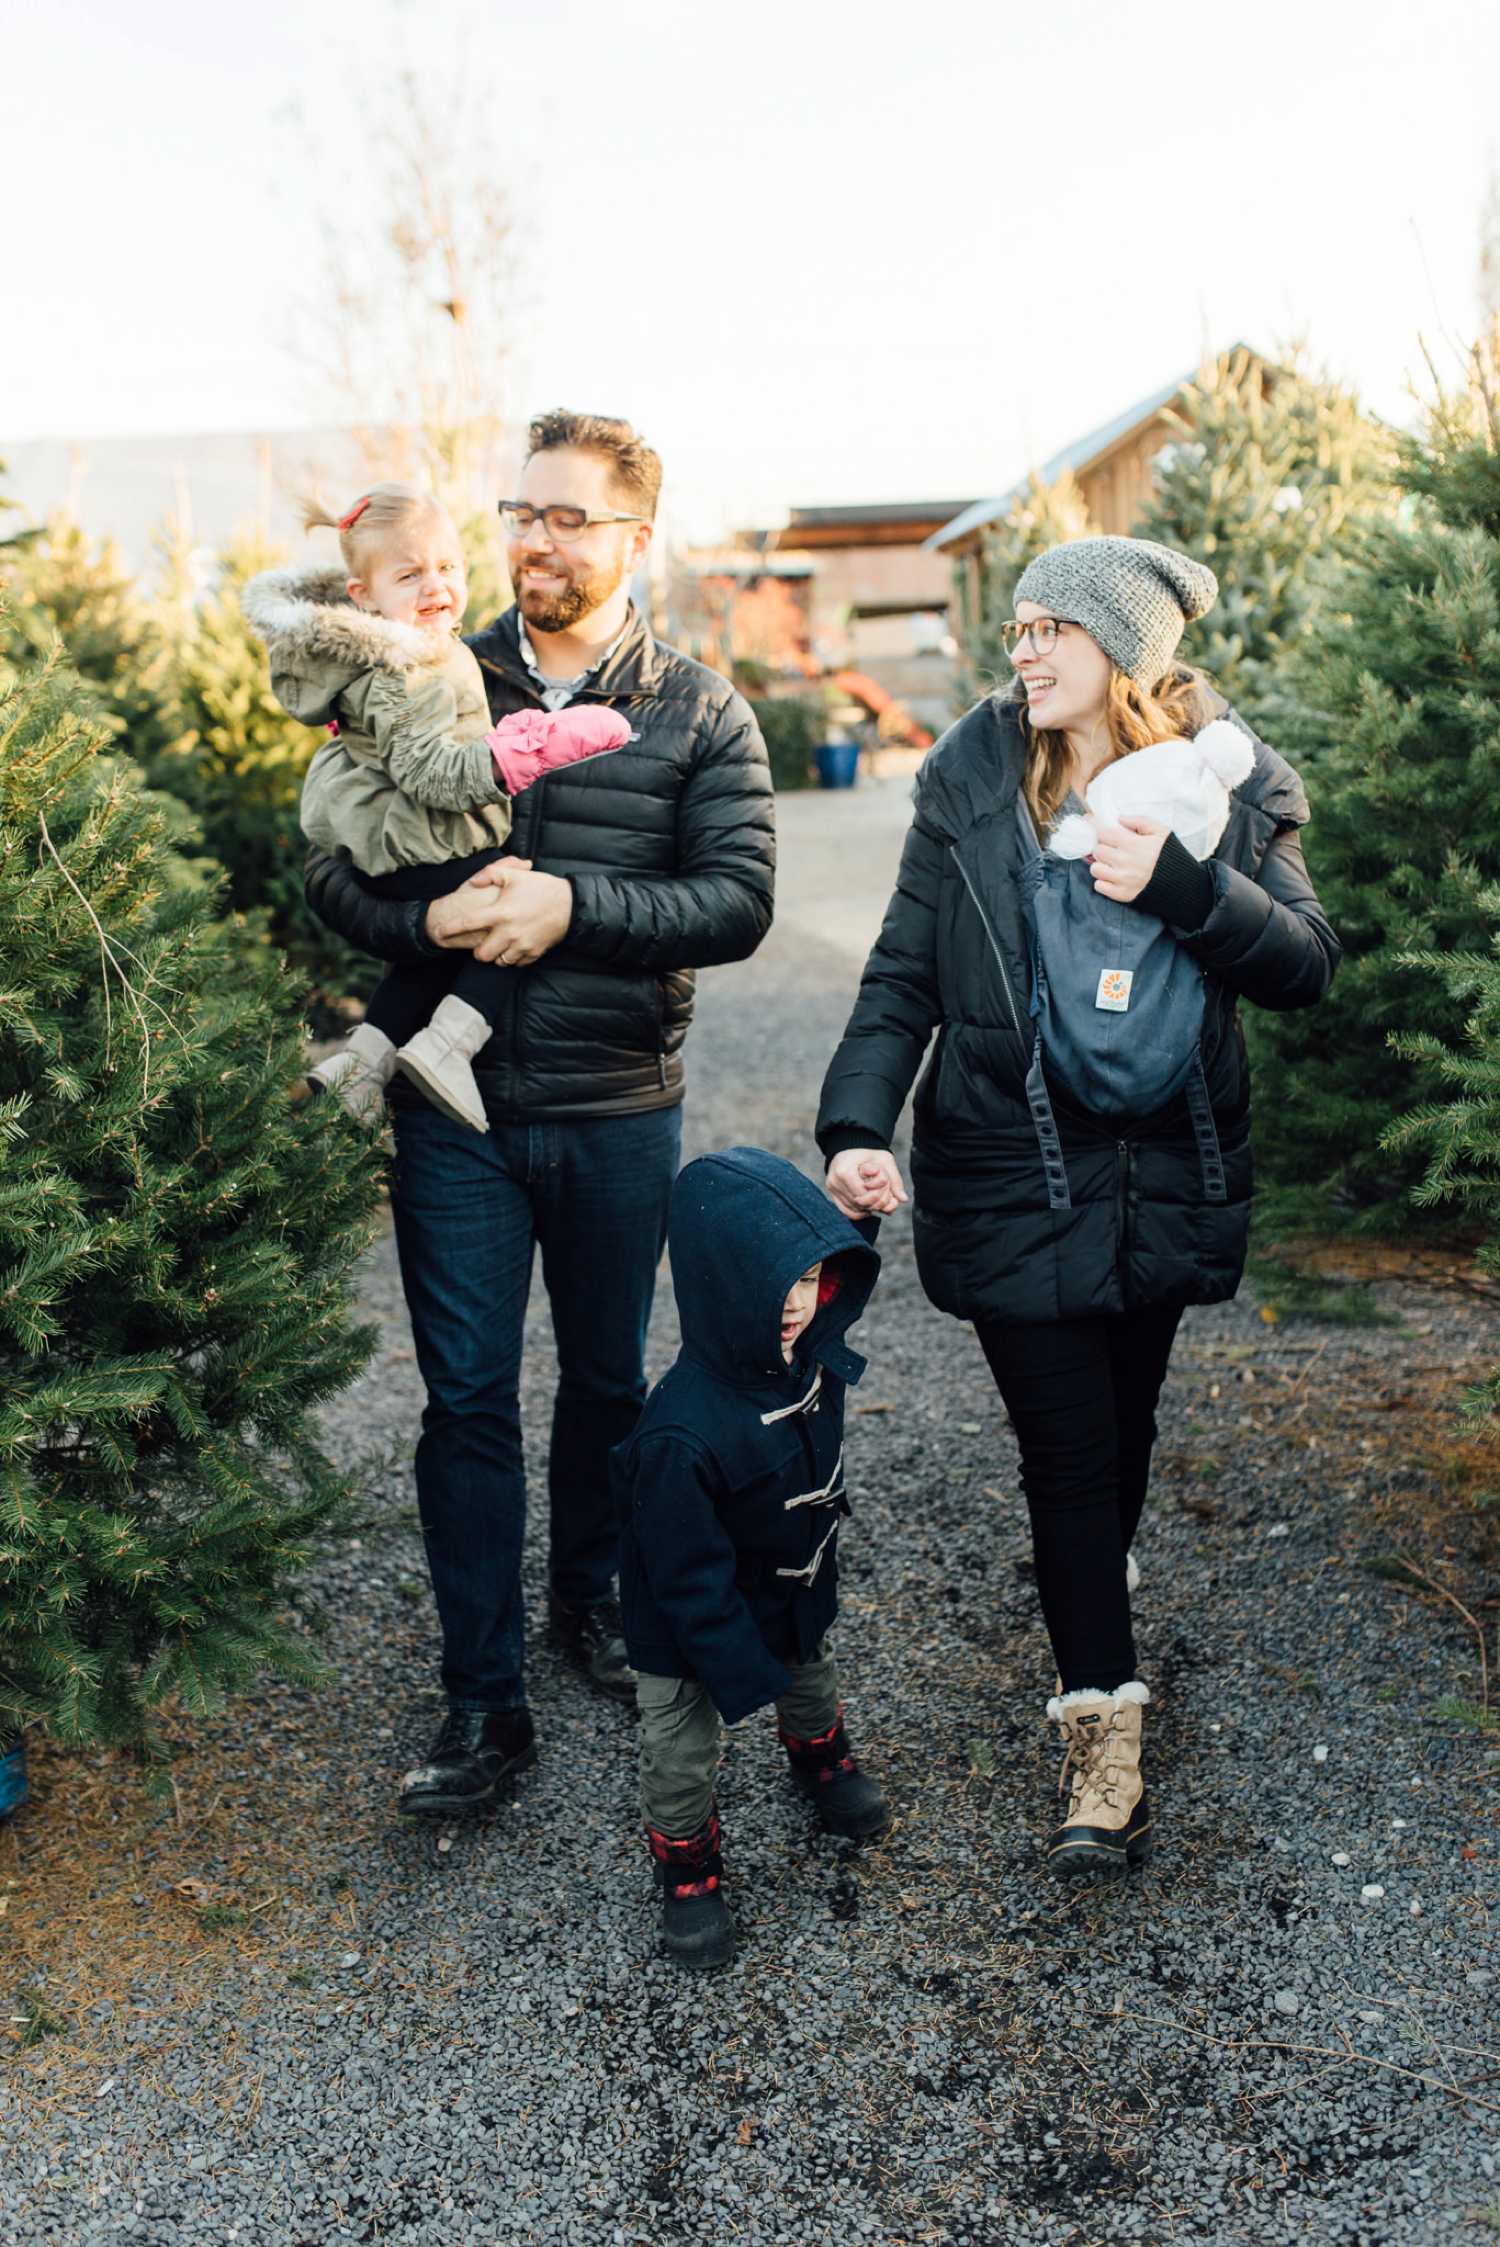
left=243, top=563, right=511, bottom=875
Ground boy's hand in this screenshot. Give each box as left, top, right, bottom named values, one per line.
left=826, top=1148, right=907, bottom=1217
left=1090, top=818, right=1169, bottom=904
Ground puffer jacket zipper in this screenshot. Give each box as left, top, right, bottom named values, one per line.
left=482, top=665, right=549, bottom=1117
left=952, top=851, right=1028, bottom=1062
left=1116, top=1138, right=1132, bottom=1301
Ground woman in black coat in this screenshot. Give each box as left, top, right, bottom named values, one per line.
left=815, top=535, right=1340, bottom=1876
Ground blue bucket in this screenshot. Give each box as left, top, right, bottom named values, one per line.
left=0, top=1738, right=27, bottom=1819
left=815, top=740, right=860, bottom=790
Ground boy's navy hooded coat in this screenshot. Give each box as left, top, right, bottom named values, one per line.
left=615, top=1148, right=880, bottom=1726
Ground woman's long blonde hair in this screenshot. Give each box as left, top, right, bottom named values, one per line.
left=1019, top=664, right=1214, bottom=833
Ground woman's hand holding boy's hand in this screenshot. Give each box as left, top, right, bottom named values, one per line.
left=826, top=1149, right=908, bottom=1218
left=1089, top=817, right=1169, bottom=904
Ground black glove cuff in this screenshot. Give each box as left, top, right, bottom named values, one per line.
left=1132, top=832, right=1216, bottom=931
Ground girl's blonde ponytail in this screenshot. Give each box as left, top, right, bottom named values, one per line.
left=298, top=481, right=436, bottom=571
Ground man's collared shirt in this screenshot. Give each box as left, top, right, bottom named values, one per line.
left=517, top=615, right=631, bottom=713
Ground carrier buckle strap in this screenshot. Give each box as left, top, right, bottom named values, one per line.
left=1025, top=1032, right=1073, bottom=1212
left=1185, top=1055, right=1227, bottom=1204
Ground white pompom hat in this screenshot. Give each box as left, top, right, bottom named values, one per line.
left=1049, top=718, right=1256, bottom=865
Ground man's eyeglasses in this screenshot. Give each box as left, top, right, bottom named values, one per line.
left=498, top=502, right=644, bottom=544
left=999, top=617, right=1069, bottom=658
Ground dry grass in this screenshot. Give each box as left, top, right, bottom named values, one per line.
left=1, top=1701, right=386, bottom=2108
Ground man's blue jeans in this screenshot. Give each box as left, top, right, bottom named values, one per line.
left=389, top=1100, right=682, bottom=1712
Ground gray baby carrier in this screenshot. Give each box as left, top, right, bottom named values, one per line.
left=1016, top=801, right=1226, bottom=1211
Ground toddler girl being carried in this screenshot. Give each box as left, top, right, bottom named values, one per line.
left=244, top=482, right=629, bottom=1131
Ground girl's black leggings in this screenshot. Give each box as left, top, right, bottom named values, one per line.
left=354, top=848, right=509, bottom=1044
left=974, top=1305, right=1183, bottom=1694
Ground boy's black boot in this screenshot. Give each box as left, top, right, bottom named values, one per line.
left=779, top=1710, right=891, bottom=1840
left=548, top=1591, right=635, bottom=1701
left=398, top=1706, right=537, bottom=1816
left=646, top=1810, right=735, bottom=1970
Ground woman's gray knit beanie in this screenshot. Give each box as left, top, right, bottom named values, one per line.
left=1013, top=535, right=1218, bottom=685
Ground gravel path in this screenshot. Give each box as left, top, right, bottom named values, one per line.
left=4, top=778, right=1497, bottom=2245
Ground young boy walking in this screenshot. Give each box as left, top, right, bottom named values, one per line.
left=615, top=1146, right=889, bottom=1969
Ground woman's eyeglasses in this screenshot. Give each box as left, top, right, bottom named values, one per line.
left=498, top=502, right=644, bottom=544
left=999, top=617, right=1068, bottom=658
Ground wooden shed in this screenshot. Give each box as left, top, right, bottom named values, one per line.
left=927, top=345, right=1268, bottom=618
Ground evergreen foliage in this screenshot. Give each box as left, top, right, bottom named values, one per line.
left=144, top=533, right=371, bottom=1002
left=145, top=533, right=313, bottom=922
left=458, top=508, right=511, bottom=635
left=1248, top=332, right=1500, bottom=1221
left=1382, top=873, right=1500, bottom=1424
left=748, top=695, right=820, bottom=791
left=0, top=460, right=40, bottom=557
left=956, top=471, right=1094, bottom=706
left=0, top=647, right=383, bottom=1754
left=1, top=514, right=176, bottom=765
left=1136, top=348, right=1392, bottom=733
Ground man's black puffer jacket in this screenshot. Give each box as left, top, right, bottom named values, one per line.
left=304, top=606, right=775, bottom=1120
left=815, top=688, right=1340, bottom=1325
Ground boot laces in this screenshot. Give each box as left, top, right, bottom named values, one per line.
left=1059, top=1710, right=1128, bottom=1818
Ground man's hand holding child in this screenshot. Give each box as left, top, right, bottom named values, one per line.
left=425, top=858, right=575, bottom=966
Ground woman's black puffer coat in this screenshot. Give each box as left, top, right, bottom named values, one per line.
left=815, top=690, right=1340, bottom=1325
left=304, top=607, right=775, bottom=1121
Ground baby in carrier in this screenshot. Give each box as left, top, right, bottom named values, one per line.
left=1024, top=716, right=1257, bottom=1119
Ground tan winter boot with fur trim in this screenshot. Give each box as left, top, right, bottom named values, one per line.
left=395, top=995, right=492, bottom=1132
left=307, top=1022, right=397, bottom=1128
left=1045, top=1682, right=1152, bottom=1875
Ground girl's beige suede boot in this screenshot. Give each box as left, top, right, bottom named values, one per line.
left=307, top=1022, right=397, bottom=1129
left=394, top=995, right=492, bottom=1132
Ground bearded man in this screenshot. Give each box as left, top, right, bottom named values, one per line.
left=305, top=410, right=775, bottom=1813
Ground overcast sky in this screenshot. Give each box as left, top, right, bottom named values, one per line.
left=5, top=0, right=1497, bottom=534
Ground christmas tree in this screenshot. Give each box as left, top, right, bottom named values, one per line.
left=1248, top=330, right=1500, bottom=1221
left=1, top=512, right=176, bottom=767
left=956, top=470, right=1094, bottom=706
left=0, top=642, right=383, bottom=1756
left=0, top=460, right=40, bottom=557
left=1136, top=347, right=1392, bottom=734
left=145, top=532, right=367, bottom=999
left=458, top=507, right=511, bottom=634
left=1382, top=873, right=1500, bottom=1425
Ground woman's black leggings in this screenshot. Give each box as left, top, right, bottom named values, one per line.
left=975, top=1305, right=1183, bottom=1694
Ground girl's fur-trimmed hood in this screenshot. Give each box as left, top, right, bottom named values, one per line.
left=242, top=562, right=460, bottom=680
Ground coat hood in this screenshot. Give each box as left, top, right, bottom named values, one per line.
left=242, top=562, right=459, bottom=689
left=668, top=1148, right=880, bottom=1389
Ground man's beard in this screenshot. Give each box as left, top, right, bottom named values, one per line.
left=516, top=549, right=628, bottom=633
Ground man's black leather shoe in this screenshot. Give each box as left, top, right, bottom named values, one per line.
left=398, top=1706, right=537, bottom=1816
left=548, top=1591, right=635, bottom=1701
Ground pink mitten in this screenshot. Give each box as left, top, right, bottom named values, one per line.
left=488, top=705, right=632, bottom=794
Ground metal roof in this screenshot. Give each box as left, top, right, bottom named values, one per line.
left=787, top=499, right=972, bottom=531
left=925, top=347, right=1257, bottom=553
